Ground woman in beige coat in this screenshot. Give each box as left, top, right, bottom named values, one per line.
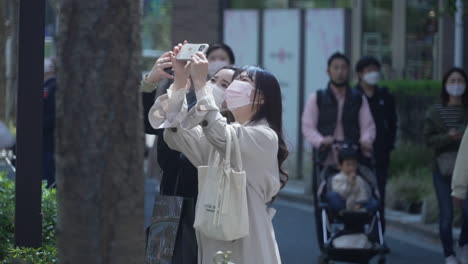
left=149, top=44, right=288, bottom=264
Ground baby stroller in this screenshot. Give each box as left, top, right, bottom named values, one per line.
left=312, top=141, right=387, bottom=264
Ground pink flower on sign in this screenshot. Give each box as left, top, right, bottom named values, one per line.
left=278, top=48, right=286, bottom=64
left=270, top=48, right=291, bottom=64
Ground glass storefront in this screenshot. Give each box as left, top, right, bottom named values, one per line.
left=405, top=0, right=439, bottom=80
left=290, top=0, right=352, bottom=8
left=361, top=0, right=393, bottom=79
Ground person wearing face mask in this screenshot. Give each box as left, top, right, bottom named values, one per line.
left=205, top=43, right=236, bottom=78
left=148, top=43, right=288, bottom=263
left=354, top=56, right=398, bottom=235
left=140, top=47, right=239, bottom=264
left=302, top=52, right=376, bottom=166
left=424, top=68, right=468, bottom=264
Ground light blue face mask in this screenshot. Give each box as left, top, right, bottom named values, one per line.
left=446, top=84, right=466, bottom=96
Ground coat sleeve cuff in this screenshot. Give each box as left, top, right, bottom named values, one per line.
left=140, top=74, right=159, bottom=93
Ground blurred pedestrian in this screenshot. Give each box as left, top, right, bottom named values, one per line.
left=355, top=56, right=398, bottom=233
left=205, top=43, right=236, bottom=78
left=43, top=57, right=57, bottom=188
left=302, top=52, right=376, bottom=166
left=424, top=68, right=468, bottom=264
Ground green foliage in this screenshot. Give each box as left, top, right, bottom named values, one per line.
left=41, top=187, right=57, bottom=247
left=0, top=171, right=15, bottom=260
left=2, top=246, right=57, bottom=264
left=389, top=141, right=433, bottom=178
left=0, top=173, right=57, bottom=262
left=380, top=80, right=441, bottom=97
left=444, top=0, right=468, bottom=15
left=142, top=1, right=172, bottom=51
left=387, top=142, right=434, bottom=213
left=386, top=167, right=433, bottom=213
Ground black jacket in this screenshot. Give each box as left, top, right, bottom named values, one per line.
left=142, top=88, right=198, bottom=198
left=43, top=77, right=56, bottom=153
left=316, top=85, right=362, bottom=163
left=356, top=84, right=398, bottom=165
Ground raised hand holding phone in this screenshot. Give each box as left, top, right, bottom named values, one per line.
left=170, top=42, right=191, bottom=91
left=190, top=52, right=209, bottom=91
left=146, top=51, right=174, bottom=83
left=176, top=43, right=209, bottom=61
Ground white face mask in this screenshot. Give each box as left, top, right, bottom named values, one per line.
left=206, top=82, right=226, bottom=109
left=363, top=71, right=380, bottom=86
left=208, top=60, right=230, bottom=77
left=446, top=84, right=466, bottom=97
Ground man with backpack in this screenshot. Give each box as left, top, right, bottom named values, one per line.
left=302, top=52, right=376, bottom=167
left=355, top=56, right=398, bottom=234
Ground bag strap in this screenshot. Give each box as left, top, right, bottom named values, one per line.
left=223, top=125, right=232, bottom=165
left=229, top=126, right=243, bottom=171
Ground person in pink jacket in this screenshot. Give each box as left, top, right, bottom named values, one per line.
left=301, top=52, right=376, bottom=166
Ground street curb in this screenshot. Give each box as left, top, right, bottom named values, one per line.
left=384, top=212, right=440, bottom=242
left=278, top=190, right=444, bottom=243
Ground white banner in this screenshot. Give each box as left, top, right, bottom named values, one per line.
left=263, top=9, right=301, bottom=151
left=223, top=10, right=259, bottom=68
left=304, top=9, right=345, bottom=101
left=304, top=9, right=346, bottom=151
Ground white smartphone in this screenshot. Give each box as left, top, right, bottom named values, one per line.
left=175, top=43, right=209, bottom=61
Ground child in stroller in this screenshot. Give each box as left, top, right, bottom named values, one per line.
left=314, top=142, right=387, bottom=264
left=327, top=144, right=379, bottom=214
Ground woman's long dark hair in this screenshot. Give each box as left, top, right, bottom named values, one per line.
left=241, top=66, right=289, bottom=188
left=440, top=67, right=468, bottom=107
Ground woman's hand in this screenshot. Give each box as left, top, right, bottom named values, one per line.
left=448, top=129, right=463, bottom=141
left=145, top=51, right=173, bottom=83
left=453, top=196, right=464, bottom=209
left=190, top=52, right=209, bottom=91
left=170, top=42, right=191, bottom=91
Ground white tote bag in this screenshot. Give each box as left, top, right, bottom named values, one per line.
left=194, top=125, right=249, bottom=241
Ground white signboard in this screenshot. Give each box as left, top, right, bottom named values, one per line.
left=263, top=9, right=301, bottom=151
left=303, top=9, right=346, bottom=151
left=305, top=9, right=345, bottom=100
left=223, top=10, right=259, bottom=67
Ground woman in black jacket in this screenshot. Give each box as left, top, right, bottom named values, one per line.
left=141, top=43, right=238, bottom=264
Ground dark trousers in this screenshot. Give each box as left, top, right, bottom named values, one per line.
left=42, top=151, right=55, bottom=188
left=327, top=192, right=379, bottom=212
left=433, top=168, right=468, bottom=257
left=171, top=198, right=197, bottom=264
left=375, top=162, right=388, bottom=233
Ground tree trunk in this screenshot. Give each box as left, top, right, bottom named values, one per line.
left=55, top=1, right=144, bottom=263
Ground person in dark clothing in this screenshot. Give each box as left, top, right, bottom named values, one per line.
left=355, top=56, right=398, bottom=234
left=141, top=46, right=238, bottom=264
left=43, top=57, right=57, bottom=188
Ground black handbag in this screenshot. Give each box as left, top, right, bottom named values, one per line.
left=145, top=174, right=183, bottom=264
left=436, top=151, right=458, bottom=178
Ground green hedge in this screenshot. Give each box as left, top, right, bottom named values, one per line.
left=0, top=172, right=57, bottom=263
left=376, top=80, right=440, bottom=143
left=380, top=80, right=441, bottom=97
